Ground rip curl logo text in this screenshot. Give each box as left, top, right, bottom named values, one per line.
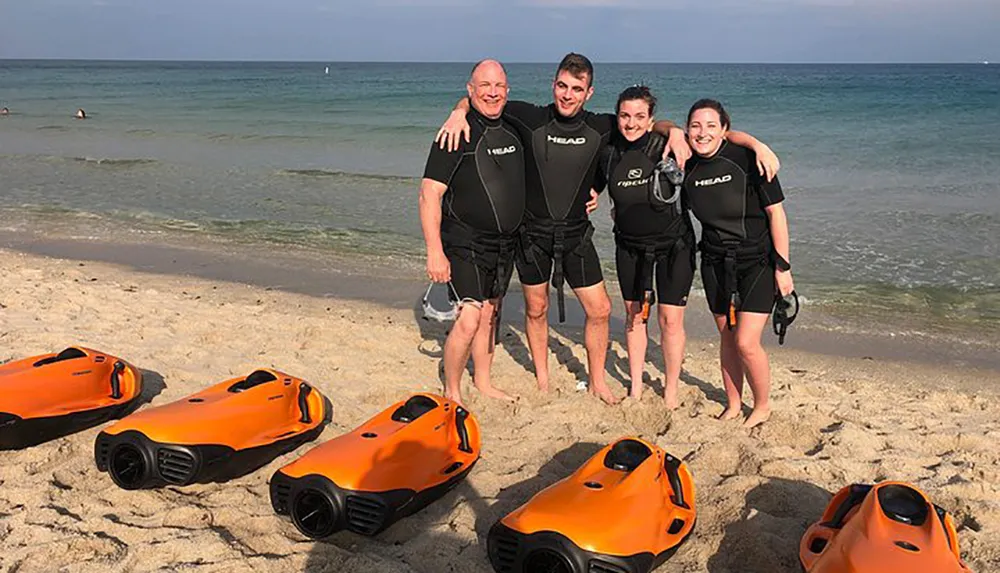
left=694, top=174, right=733, bottom=187
left=546, top=135, right=587, bottom=145
left=627, top=168, right=643, bottom=179
left=618, top=177, right=652, bottom=188
left=487, top=146, right=517, bottom=156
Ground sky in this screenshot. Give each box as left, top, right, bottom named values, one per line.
left=0, top=0, right=997, bottom=63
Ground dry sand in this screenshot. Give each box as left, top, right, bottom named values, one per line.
left=1, top=247, right=998, bottom=572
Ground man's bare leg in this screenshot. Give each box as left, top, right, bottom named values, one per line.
left=470, top=298, right=516, bottom=402
left=442, top=303, right=482, bottom=407
left=575, top=282, right=616, bottom=404
left=522, top=283, right=551, bottom=392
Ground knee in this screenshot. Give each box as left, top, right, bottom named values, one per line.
left=450, top=306, right=482, bottom=340
left=525, top=297, right=549, bottom=321
left=735, top=332, right=763, bottom=358
left=658, top=312, right=685, bottom=336
left=588, top=296, right=612, bottom=323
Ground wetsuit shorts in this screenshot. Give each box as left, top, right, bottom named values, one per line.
left=516, top=233, right=603, bottom=289
left=615, top=241, right=695, bottom=306
left=700, top=254, right=776, bottom=316
left=444, top=242, right=515, bottom=304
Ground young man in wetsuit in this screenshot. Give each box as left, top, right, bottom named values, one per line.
left=437, top=54, right=780, bottom=405
left=419, top=60, right=525, bottom=407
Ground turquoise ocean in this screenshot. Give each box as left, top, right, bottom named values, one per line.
left=1, top=61, right=999, bottom=337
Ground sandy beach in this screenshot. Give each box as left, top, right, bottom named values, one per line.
left=1, top=245, right=999, bottom=573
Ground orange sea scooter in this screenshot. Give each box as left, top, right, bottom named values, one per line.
left=1, top=347, right=143, bottom=449
left=95, top=369, right=330, bottom=489
left=270, top=393, right=480, bottom=538
left=800, top=481, right=971, bottom=573
left=487, top=437, right=696, bottom=573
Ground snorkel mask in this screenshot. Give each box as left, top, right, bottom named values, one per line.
left=652, top=158, right=684, bottom=214
left=772, top=290, right=800, bottom=345
left=422, top=282, right=460, bottom=322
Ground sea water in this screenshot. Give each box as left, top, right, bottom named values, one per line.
left=1, top=60, right=998, bottom=335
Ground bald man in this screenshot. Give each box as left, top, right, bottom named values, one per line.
left=418, top=60, right=526, bottom=406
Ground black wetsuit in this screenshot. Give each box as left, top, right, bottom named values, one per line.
left=596, top=132, right=696, bottom=306
left=422, top=108, right=525, bottom=303
left=684, top=141, right=784, bottom=318
left=502, top=101, right=615, bottom=321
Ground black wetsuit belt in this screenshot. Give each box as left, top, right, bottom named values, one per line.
left=521, top=216, right=594, bottom=323
left=442, top=217, right=518, bottom=300
left=699, top=236, right=773, bottom=329
left=616, top=230, right=694, bottom=306
left=442, top=217, right=517, bottom=348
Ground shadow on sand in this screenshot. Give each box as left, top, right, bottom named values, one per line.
left=706, top=477, right=832, bottom=573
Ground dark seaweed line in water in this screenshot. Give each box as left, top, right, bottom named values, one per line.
left=73, top=157, right=159, bottom=167
left=276, top=168, right=416, bottom=183
left=205, top=132, right=316, bottom=143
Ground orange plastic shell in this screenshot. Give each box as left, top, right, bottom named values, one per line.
left=101, top=368, right=325, bottom=450
left=0, top=347, right=142, bottom=421
left=277, top=393, right=480, bottom=492
left=800, top=482, right=971, bottom=573
left=500, top=437, right=695, bottom=558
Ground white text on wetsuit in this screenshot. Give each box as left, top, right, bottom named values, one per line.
left=546, top=135, right=587, bottom=145
left=694, top=174, right=733, bottom=187
left=618, top=168, right=651, bottom=188
left=488, top=145, right=517, bottom=156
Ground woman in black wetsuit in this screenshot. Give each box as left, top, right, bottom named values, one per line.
left=595, top=86, right=696, bottom=407
left=683, top=99, right=794, bottom=428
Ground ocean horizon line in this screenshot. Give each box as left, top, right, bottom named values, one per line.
left=0, top=58, right=992, bottom=66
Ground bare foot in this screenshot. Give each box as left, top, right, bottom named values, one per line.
left=475, top=384, right=518, bottom=403
left=536, top=379, right=550, bottom=393
left=717, top=405, right=742, bottom=420
left=444, top=391, right=464, bottom=408
left=664, top=381, right=679, bottom=410
left=742, top=405, right=772, bottom=429
left=628, top=391, right=642, bottom=401
left=590, top=384, right=620, bottom=405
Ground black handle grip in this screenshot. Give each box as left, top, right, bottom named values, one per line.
left=298, top=383, right=313, bottom=424
left=826, top=484, right=872, bottom=528
left=934, top=505, right=955, bottom=551
left=663, top=454, right=689, bottom=509
left=455, top=407, right=472, bottom=453
left=110, top=361, right=125, bottom=399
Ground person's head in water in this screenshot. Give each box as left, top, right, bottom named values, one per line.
left=687, top=98, right=730, bottom=158
left=75, top=108, right=86, bottom=120
left=0, top=107, right=9, bottom=116
left=615, top=86, right=657, bottom=143
left=466, top=59, right=509, bottom=120
left=552, top=53, right=594, bottom=119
